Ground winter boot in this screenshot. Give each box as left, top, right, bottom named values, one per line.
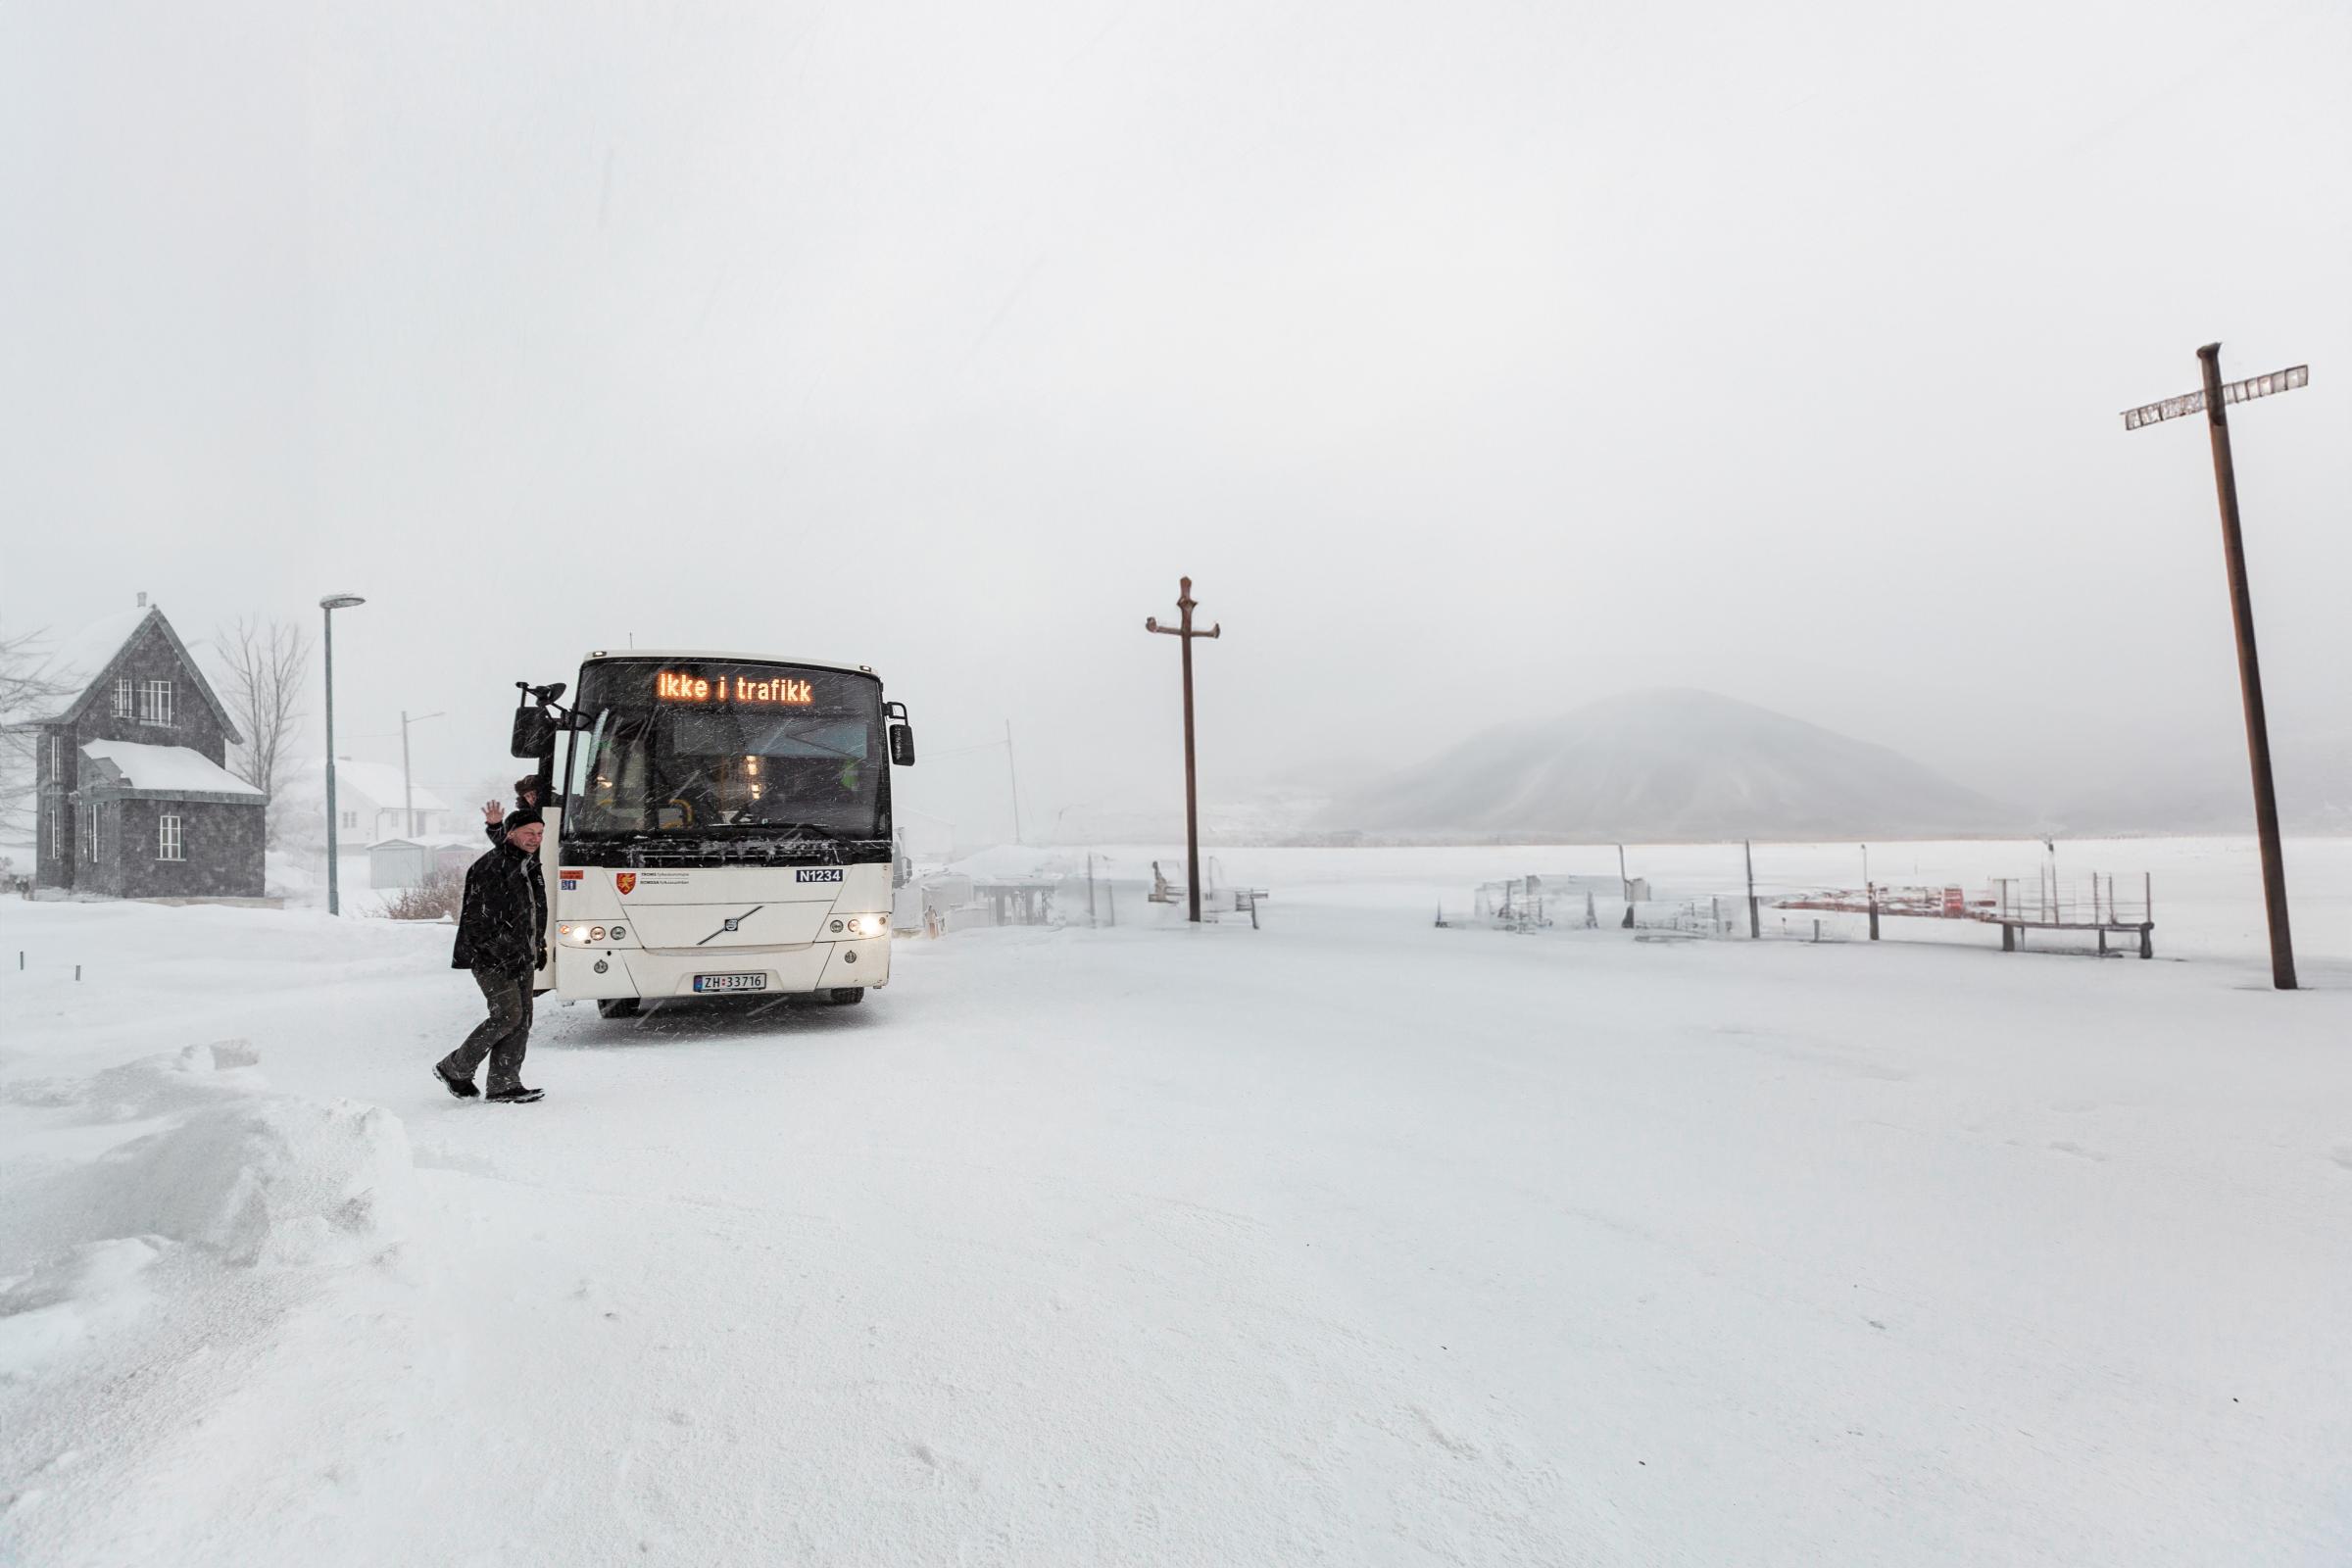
left=485, top=1084, right=545, bottom=1103
left=434, top=1062, right=481, bottom=1099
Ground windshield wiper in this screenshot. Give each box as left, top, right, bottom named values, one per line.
left=758, top=820, right=858, bottom=844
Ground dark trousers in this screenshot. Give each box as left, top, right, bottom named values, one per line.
left=441, top=965, right=535, bottom=1093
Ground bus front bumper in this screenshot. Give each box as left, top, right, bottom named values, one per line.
left=551, top=938, right=891, bottom=1000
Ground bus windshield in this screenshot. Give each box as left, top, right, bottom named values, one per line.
left=561, top=659, right=888, bottom=848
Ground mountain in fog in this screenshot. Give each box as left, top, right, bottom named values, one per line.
left=1322, top=689, right=2021, bottom=842
left=2042, top=728, right=2352, bottom=837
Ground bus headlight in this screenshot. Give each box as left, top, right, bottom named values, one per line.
left=843, top=914, right=889, bottom=938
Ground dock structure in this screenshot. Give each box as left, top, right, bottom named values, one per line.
left=1986, top=873, right=2154, bottom=959
left=1775, top=871, right=2154, bottom=958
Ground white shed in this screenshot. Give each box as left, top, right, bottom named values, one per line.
left=368, top=833, right=481, bottom=889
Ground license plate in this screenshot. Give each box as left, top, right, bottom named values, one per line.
left=693, top=972, right=767, bottom=993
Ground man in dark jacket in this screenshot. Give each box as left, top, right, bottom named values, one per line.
left=435, top=810, right=549, bottom=1103
left=481, top=774, right=544, bottom=847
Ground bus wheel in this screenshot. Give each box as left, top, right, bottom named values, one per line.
left=822, top=988, right=864, bottom=1006
left=597, top=998, right=642, bottom=1019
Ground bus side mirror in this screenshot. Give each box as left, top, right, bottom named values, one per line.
left=889, top=724, right=916, bottom=766
left=511, top=708, right=556, bottom=759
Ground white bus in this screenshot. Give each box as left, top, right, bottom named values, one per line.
left=509, top=650, right=915, bottom=1018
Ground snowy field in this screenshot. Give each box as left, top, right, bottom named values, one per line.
left=5, top=837, right=2351, bottom=1565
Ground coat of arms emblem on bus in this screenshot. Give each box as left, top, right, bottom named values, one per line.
left=615, top=873, right=637, bottom=896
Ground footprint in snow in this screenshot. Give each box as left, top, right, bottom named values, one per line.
left=1410, top=1406, right=1481, bottom=1459
left=907, top=1442, right=982, bottom=1491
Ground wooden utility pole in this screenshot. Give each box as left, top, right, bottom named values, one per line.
left=1144, top=576, right=1221, bottom=923
left=1004, top=719, right=1023, bottom=845
left=1743, top=839, right=1759, bottom=939
left=2195, top=345, right=2293, bottom=990
left=2123, top=347, right=2308, bottom=990
left=400, top=709, right=445, bottom=837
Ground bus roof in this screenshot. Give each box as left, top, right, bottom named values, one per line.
left=581, top=650, right=877, bottom=677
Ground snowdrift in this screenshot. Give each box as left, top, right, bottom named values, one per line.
left=1, top=1042, right=416, bottom=1380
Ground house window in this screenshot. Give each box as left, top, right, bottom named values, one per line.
left=342, top=810, right=358, bottom=830
left=138, top=679, right=174, bottom=725
left=114, top=677, right=133, bottom=716
left=158, top=814, right=184, bottom=861
left=86, top=806, right=99, bottom=861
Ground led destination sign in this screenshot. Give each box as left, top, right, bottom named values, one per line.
left=655, top=670, right=815, bottom=706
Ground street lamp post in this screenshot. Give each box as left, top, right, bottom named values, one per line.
left=319, top=593, right=367, bottom=915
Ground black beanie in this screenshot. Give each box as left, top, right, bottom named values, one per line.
left=504, top=808, right=543, bottom=832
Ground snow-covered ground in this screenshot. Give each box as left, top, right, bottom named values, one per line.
left=5, top=838, right=2351, bottom=1564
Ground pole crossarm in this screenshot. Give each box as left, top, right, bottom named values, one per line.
left=2123, top=363, right=2306, bottom=430
left=1144, top=616, right=1221, bottom=640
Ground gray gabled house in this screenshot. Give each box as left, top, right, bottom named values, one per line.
left=21, top=603, right=267, bottom=899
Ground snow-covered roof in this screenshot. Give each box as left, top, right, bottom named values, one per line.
left=0, top=610, right=150, bottom=727
left=53, top=610, right=154, bottom=688
left=580, top=650, right=881, bottom=677
left=368, top=832, right=482, bottom=851
left=79, top=739, right=264, bottom=798
left=9, top=605, right=245, bottom=744
left=297, top=757, right=454, bottom=813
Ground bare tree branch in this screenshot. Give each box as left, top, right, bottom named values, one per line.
left=0, top=627, right=76, bottom=843
left=214, top=615, right=314, bottom=848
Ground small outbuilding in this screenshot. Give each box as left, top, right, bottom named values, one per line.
left=368, top=833, right=482, bottom=890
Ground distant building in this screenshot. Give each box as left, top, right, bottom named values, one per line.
left=16, top=602, right=266, bottom=899
left=368, top=834, right=480, bottom=890
left=296, top=757, right=456, bottom=844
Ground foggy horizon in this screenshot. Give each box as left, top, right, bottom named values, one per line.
left=6, top=1, right=2347, bottom=844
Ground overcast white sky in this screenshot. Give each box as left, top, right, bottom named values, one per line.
left=4, top=0, right=2347, bottom=839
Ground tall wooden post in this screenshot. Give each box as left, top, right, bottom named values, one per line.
left=1743, top=839, right=1759, bottom=939
left=1145, top=577, right=1221, bottom=923
left=2196, top=344, right=2295, bottom=991
left=2124, top=350, right=2306, bottom=991
left=1004, top=719, right=1023, bottom=845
